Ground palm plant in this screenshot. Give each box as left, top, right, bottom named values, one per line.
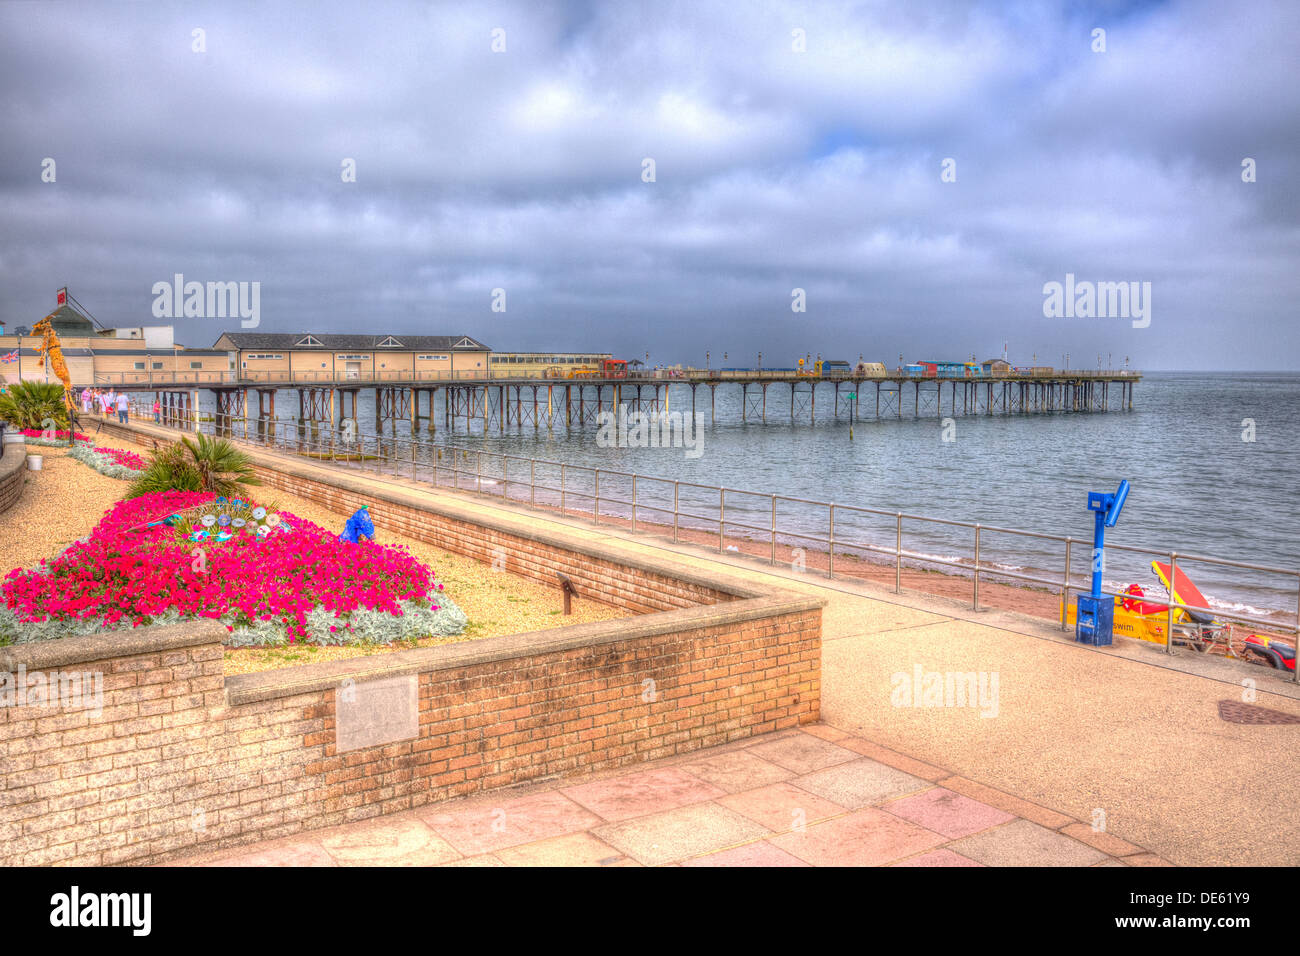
left=183, top=433, right=260, bottom=496
left=127, top=433, right=260, bottom=499
left=0, top=380, right=69, bottom=430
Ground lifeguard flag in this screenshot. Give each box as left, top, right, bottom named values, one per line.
left=57, top=288, right=67, bottom=306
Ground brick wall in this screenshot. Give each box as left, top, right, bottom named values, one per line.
left=3, top=422, right=823, bottom=865
left=2, top=596, right=820, bottom=865
left=0, top=444, right=26, bottom=514
left=251, top=462, right=735, bottom=613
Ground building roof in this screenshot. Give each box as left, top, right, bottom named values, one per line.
left=37, top=304, right=97, bottom=336
left=214, top=332, right=490, bottom=351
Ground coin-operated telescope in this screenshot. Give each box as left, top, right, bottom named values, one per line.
left=1076, top=479, right=1130, bottom=646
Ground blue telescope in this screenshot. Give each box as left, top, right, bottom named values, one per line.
left=1077, top=479, right=1130, bottom=645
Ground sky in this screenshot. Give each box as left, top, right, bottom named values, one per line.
left=0, top=0, right=1297, bottom=369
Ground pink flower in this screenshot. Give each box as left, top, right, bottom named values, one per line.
left=3, top=491, right=441, bottom=644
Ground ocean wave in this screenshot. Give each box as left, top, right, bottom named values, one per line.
left=1204, top=596, right=1281, bottom=618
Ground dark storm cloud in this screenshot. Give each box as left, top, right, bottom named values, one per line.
left=0, top=0, right=1296, bottom=368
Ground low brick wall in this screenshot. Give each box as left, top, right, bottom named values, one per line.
left=0, top=443, right=26, bottom=514
left=2, top=420, right=824, bottom=866
left=2, top=602, right=820, bottom=865
left=249, top=459, right=736, bottom=613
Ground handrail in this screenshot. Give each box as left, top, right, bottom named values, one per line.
left=85, top=366, right=1144, bottom=387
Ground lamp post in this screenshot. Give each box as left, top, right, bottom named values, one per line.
left=705, top=350, right=710, bottom=372
left=757, top=351, right=762, bottom=370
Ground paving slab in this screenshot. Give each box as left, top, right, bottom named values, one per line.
left=316, top=815, right=461, bottom=866
left=560, top=767, right=725, bottom=822
left=792, top=757, right=931, bottom=809
left=592, top=802, right=771, bottom=867
left=679, top=748, right=795, bottom=793
left=947, top=819, right=1108, bottom=867
left=492, top=832, right=633, bottom=867
left=769, top=807, right=947, bottom=866
left=419, top=790, right=602, bottom=856
left=882, top=787, right=1015, bottom=839
left=746, top=734, right=860, bottom=774
left=190, top=839, right=337, bottom=867
left=891, top=848, right=984, bottom=867
left=681, top=841, right=810, bottom=867
left=716, top=781, right=847, bottom=833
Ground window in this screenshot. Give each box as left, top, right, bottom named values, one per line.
left=337, top=354, right=369, bottom=361
left=376, top=336, right=403, bottom=348
left=295, top=335, right=324, bottom=347
left=248, top=353, right=282, bottom=360
left=133, top=361, right=145, bottom=370
left=417, top=354, right=448, bottom=361
left=151, top=362, right=163, bottom=370
left=189, top=361, right=203, bottom=369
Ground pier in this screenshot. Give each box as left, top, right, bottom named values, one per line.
left=91, top=367, right=1142, bottom=437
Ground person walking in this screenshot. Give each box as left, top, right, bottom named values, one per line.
left=116, top=391, right=129, bottom=423
left=152, top=398, right=161, bottom=424
left=100, top=389, right=114, bottom=416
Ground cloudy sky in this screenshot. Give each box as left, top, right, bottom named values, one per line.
left=1, top=0, right=1296, bottom=369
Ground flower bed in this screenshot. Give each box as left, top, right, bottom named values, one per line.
left=0, top=491, right=466, bottom=646
left=18, top=428, right=91, bottom=447
left=68, top=442, right=148, bottom=479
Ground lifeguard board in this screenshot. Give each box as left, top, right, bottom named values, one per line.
left=1151, top=561, right=1214, bottom=624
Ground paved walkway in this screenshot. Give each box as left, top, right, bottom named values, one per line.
left=103, top=421, right=1297, bottom=867
left=178, top=725, right=1157, bottom=866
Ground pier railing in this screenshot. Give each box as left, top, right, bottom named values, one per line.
left=93, top=366, right=1143, bottom=387
left=116, top=406, right=1298, bottom=682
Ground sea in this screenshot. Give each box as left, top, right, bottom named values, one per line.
left=126, top=371, right=1300, bottom=622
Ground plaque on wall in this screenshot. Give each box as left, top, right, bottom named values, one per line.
left=335, top=674, right=419, bottom=753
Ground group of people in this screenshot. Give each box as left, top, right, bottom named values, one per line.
left=78, top=388, right=161, bottom=424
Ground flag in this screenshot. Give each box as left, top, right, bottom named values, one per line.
left=1, top=350, right=17, bottom=364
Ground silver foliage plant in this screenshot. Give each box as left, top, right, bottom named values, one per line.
left=0, top=593, right=467, bottom=647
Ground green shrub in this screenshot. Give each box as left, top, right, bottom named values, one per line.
left=126, top=434, right=259, bottom=498
left=0, top=381, right=69, bottom=430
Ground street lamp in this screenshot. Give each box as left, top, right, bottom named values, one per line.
left=757, top=351, right=762, bottom=370
left=706, top=350, right=710, bottom=371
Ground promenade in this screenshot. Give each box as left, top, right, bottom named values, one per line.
left=103, top=417, right=1296, bottom=867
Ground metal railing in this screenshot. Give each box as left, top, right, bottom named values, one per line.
left=94, top=371, right=233, bottom=385
left=113, top=404, right=1297, bottom=682
left=88, top=366, right=1144, bottom=388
